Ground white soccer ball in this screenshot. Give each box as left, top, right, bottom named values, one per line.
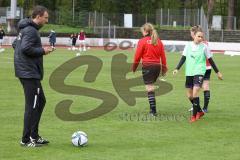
left=76, top=53, right=81, bottom=56
left=71, top=131, right=88, bottom=147
left=0, top=48, right=5, bottom=53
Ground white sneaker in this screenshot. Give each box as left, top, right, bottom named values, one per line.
left=20, top=141, right=43, bottom=147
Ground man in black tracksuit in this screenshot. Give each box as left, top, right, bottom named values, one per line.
left=13, top=6, right=53, bottom=147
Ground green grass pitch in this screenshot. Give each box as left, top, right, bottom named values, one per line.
left=0, top=47, right=240, bottom=160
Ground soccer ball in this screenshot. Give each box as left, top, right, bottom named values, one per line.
left=71, top=131, right=88, bottom=147
left=76, top=53, right=81, bottom=56
left=0, top=48, right=5, bottom=53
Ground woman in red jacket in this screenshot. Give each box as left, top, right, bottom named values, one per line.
left=132, top=23, right=167, bottom=116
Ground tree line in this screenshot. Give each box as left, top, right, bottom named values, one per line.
left=0, top=0, right=239, bottom=30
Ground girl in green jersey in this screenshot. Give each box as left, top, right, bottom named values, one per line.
left=173, top=28, right=223, bottom=122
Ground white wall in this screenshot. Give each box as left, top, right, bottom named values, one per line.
left=2, top=36, right=240, bottom=52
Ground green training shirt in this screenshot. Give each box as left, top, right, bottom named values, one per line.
left=182, top=42, right=212, bottom=76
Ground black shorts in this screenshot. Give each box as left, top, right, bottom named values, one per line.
left=72, top=39, right=77, bottom=46
left=203, top=69, right=211, bottom=80
left=185, top=75, right=204, bottom=88
left=142, top=64, right=160, bottom=85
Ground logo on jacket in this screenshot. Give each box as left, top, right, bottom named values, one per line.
left=17, top=33, right=22, bottom=40
left=147, top=40, right=152, bottom=44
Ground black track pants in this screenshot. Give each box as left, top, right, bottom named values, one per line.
left=19, top=78, right=46, bottom=143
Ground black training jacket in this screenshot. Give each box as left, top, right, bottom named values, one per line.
left=13, top=18, right=45, bottom=80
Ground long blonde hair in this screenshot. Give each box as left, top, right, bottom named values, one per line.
left=141, top=23, right=158, bottom=45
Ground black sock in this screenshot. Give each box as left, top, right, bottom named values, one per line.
left=203, top=90, right=210, bottom=109
left=189, top=98, right=193, bottom=109
left=148, top=91, right=156, bottom=113
left=192, top=97, right=201, bottom=116
left=189, top=98, right=193, bottom=104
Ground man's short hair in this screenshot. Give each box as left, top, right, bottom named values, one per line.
left=32, top=5, right=48, bottom=19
